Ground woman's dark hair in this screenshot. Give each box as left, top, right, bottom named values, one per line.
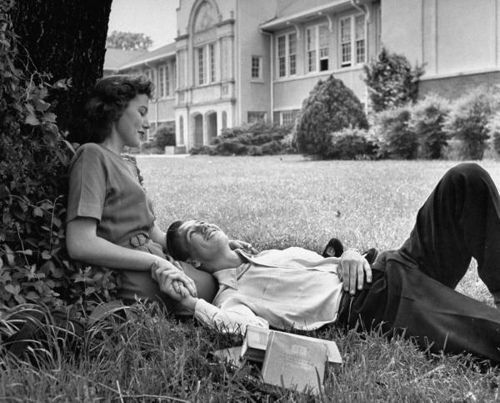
left=85, top=74, right=154, bottom=142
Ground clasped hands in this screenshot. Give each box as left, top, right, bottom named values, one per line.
left=339, top=249, right=372, bottom=294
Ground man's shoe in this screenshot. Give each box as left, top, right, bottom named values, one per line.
left=322, top=237, right=344, bottom=258
left=322, top=237, right=379, bottom=265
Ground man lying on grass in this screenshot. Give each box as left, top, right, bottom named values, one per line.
left=153, top=163, right=500, bottom=363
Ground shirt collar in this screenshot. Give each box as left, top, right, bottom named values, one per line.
left=213, top=268, right=238, bottom=289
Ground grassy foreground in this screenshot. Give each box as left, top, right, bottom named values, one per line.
left=2, top=156, right=500, bottom=402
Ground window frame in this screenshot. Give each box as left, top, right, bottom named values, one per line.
left=251, top=55, right=263, bottom=80
left=306, top=23, right=330, bottom=73
left=197, top=46, right=205, bottom=85
left=276, top=32, right=298, bottom=79
left=339, top=14, right=366, bottom=68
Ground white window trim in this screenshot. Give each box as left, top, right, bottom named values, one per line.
left=276, top=32, right=297, bottom=79
left=196, top=42, right=218, bottom=87
left=339, top=14, right=366, bottom=68
left=306, top=24, right=330, bottom=74
left=251, top=55, right=263, bottom=81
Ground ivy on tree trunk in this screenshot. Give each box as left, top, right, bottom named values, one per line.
left=11, top=0, right=112, bottom=142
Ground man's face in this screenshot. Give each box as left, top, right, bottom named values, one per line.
left=178, top=220, right=230, bottom=264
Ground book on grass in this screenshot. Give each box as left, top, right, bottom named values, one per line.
left=241, top=326, right=342, bottom=365
left=240, top=325, right=270, bottom=363
left=261, top=331, right=328, bottom=394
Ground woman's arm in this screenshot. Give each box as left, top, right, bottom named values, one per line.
left=66, top=217, right=196, bottom=295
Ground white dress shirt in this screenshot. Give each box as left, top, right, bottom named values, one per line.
left=194, top=247, right=344, bottom=334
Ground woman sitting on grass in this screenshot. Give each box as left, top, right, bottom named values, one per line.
left=65, top=74, right=252, bottom=311
left=156, top=163, right=500, bottom=363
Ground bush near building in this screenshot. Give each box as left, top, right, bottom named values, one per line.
left=326, top=128, right=378, bottom=160
left=295, top=74, right=369, bottom=159
left=409, top=94, right=451, bottom=159
left=364, top=47, right=425, bottom=113
left=190, top=122, right=294, bottom=156
left=141, top=124, right=176, bottom=154
left=374, top=106, right=418, bottom=159
left=444, top=90, right=498, bottom=160
left=487, top=112, right=500, bottom=156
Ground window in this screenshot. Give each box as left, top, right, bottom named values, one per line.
left=306, top=24, right=330, bottom=73
left=158, top=66, right=166, bottom=98
left=281, top=110, right=298, bottom=126
left=165, top=65, right=171, bottom=96
left=274, top=110, right=299, bottom=126
left=278, top=36, right=286, bottom=77
left=209, top=43, right=216, bottom=82
left=289, top=33, right=296, bottom=75
left=277, top=33, right=297, bottom=78
left=251, top=56, right=262, bottom=79
left=306, top=28, right=317, bottom=72
left=247, top=111, right=266, bottom=123
left=319, top=25, right=329, bottom=71
left=197, top=47, right=205, bottom=85
left=355, top=15, right=366, bottom=64
left=340, top=14, right=365, bottom=67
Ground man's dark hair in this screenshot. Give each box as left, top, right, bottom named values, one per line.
left=166, top=220, right=190, bottom=261
left=84, top=74, right=154, bottom=143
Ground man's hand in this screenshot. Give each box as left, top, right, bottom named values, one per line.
left=151, top=260, right=198, bottom=301
left=229, top=239, right=258, bottom=254
left=340, top=249, right=372, bottom=295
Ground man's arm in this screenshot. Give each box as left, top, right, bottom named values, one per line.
left=176, top=294, right=269, bottom=334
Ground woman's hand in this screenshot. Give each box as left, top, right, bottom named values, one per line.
left=229, top=239, right=258, bottom=254
left=340, top=249, right=372, bottom=295
left=151, top=260, right=198, bottom=301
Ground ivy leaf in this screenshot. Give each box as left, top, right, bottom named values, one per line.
left=33, top=207, right=43, bottom=217
left=25, top=113, right=40, bottom=126
left=34, top=98, right=50, bottom=112
left=5, top=284, right=20, bottom=295
left=4, top=244, right=15, bottom=266
left=43, top=113, right=57, bottom=123
left=41, top=250, right=51, bottom=260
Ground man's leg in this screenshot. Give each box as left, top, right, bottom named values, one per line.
left=399, top=163, right=500, bottom=301
left=338, top=255, right=500, bottom=363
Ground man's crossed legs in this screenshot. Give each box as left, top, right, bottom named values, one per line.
left=338, top=163, right=500, bottom=362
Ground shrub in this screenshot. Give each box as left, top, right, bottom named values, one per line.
left=487, top=112, right=500, bottom=156
left=295, top=74, right=368, bottom=158
left=154, top=124, right=176, bottom=148
left=444, top=90, right=497, bottom=160
left=190, top=122, right=293, bottom=156
left=409, top=95, right=451, bottom=159
left=325, top=128, right=378, bottom=160
left=374, top=106, right=418, bottom=159
left=364, top=47, right=425, bottom=112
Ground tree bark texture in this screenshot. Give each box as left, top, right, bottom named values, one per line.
left=11, top=0, right=113, bottom=142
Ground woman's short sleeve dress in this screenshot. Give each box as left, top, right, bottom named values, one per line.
left=67, top=143, right=168, bottom=304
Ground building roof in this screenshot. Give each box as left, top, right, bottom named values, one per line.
left=103, top=48, right=148, bottom=71
left=119, top=42, right=177, bottom=70
left=260, top=0, right=354, bottom=31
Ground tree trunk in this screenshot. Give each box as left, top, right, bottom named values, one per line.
left=11, top=0, right=113, bottom=142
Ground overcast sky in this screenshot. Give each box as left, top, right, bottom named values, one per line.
left=108, top=0, right=179, bottom=49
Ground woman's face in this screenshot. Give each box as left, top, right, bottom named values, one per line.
left=113, top=94, right=150, bottom=148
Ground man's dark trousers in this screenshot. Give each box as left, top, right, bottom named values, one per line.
left=338, top=163, right=500, bottom=362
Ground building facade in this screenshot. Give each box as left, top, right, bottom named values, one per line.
left=106, top=0, right=500, bottom=151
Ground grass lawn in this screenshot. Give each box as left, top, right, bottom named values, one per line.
left=2, top=155, right=500, bottom=401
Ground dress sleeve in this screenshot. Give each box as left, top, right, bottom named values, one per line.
left=66, top=147, right=107, bottom=223
left=194, top=299, right=269, bottom=335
